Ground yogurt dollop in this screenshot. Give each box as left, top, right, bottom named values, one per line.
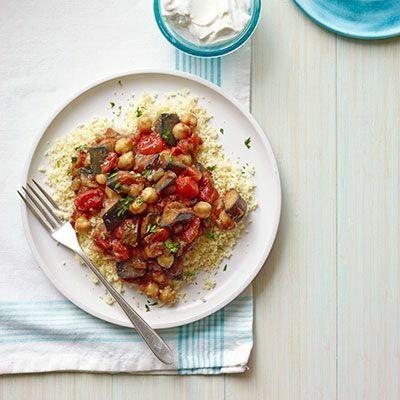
left=161, top=0, right=251, bottom=46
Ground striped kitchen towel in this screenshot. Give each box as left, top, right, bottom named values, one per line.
left=0, top=0, right=253, bottom=374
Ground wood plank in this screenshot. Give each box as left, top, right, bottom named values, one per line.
left=336, top=38, right=400, bottom=400
left=226, top=0, right=337, bottom=399
left=0, top=373, right=112, bottom=400
left=111, top=375, right=224, bottom=400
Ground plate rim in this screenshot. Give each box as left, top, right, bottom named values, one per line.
left=21, top=68, right=282, bottom=329
left=293, top=0, right=400, bottom=40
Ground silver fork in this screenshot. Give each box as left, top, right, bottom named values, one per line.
left=18, top=179, right=174, bottom=365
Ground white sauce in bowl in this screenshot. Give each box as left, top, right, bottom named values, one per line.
left=161, top=0, right=251, bottom=46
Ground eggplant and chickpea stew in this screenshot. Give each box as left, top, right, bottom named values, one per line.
left=70, top=112, right=247, bottom=304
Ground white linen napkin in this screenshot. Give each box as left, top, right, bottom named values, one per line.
left=0, top=0, right=253, bottom=374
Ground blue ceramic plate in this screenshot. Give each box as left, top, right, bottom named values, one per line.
left=293, top=0, right=400, bottom=39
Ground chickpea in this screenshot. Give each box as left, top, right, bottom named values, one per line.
left=118, top=151, right=135, bottom=170
left=141, top=281, right=159, bottom=299
left=115, top=137, right=133, bottom=154
left=137, top=115, right=153, bottom=134
left=152, top=271, right=168, bottom=285
left=128, top=197, right=147, bottom=214
left=75, top=217, right=91, bottom=232
left=128, top=183, right=143, bottom=197
left=193, top=201, right=212, bottom=219
left=157, top=253, right=174, bottom=269
left=159, top=286, right=176, bottom=304
left=180, top=112, right=197, bottom=129
left=172, top=123, right=191, bottom=140
left=141, top=187, right=158, bottom=204
left=180, top=154, right=192, bottom=166
left=95, top=174, right=107, bottom=185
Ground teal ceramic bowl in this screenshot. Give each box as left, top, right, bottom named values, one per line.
left=293, top=0, right=400, bottom=40
left=153, top=0, right=261, bottom=57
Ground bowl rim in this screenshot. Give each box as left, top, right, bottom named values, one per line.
left=153, top=0, right=261, bottom=58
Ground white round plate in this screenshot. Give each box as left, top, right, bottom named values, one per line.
left=22, top=70, right=281, bottom=329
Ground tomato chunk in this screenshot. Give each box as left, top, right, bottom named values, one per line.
left=179, top=217, right=201, bottom=243
left=172, top=134, right=202, bottom=155
left=93, top=231, right=111, bottom=253
left=137, top=133, right=164, bottom=155
left=183, top=167, right=202, bottom=182
left=118, top=171, right=138, bottom=185
left=175, top=176, right=199, bottom=199
left=198, top=178, right=219, bottom=204
left=112, top=240, right=131, bottom=261
left=74, top=189, right=104, bottom=211
left=101, top=152, right=118, bottom=174
left=144, top=227, right=170, bottom=244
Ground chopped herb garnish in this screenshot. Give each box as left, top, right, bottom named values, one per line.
left=219, top=128, right=224, bottom=134
left=116, top=196, right=134, bottom=217
left=114, top=182, right=122, bottom=190
left=207, top=165, right=216, bottom=171
left=164, top=240, right=180, bottom=254
left=66, top=167, right=71, bottom=174
left=145, top=301, right=158, bottom=312
left=100, top=232, right=107, bottom=240
left=71, top=156, right=78, bottom=164
left=135, top=197, right=144, bottom=206
left=74, top=144, right=88, bottom=152
left=109, top=102, right=115, bottom=108
left=223, top=264, right=228, bottom=271
left=142, top=168, right=152, bottom=178
left=205, top=232, right=218, bottom=239
left=183, top=271, right=195, bottom=277
left=244, top=137, right=251, bottom=149
left=136, top=107, right=143, bottom=118
left=161, top=130, right=171, bottom=140
left=167, top=154, right=174, bottom=162
left=107, top=171, right=118, bottom=179
left=146, top=224, right=158, bottom=234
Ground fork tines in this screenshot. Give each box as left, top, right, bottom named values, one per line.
left=18, top=180, right=62, bottom=232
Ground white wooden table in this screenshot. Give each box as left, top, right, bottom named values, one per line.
left=1, top=1, right=399, bottom=398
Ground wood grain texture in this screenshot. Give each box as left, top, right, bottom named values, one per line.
left=336, top=38, right=400, bottom=400
left=1, top=0, right=400, bottom=399
left=226, top=0, right=337, bottom=399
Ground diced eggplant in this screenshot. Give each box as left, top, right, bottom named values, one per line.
left=106, top=171, right=121, bottom=192
left=195, top=162, right=206, bottom=174
left=102, top=200, right=129, bottom=230
left=160, top=203, right=194, bottom=227
left=141, top=213, right=157, bottom=238
left=80, top=168, right=98, bottom=188
left=89, top=145, right=108, bottom=174
left=155, top=113, right=179, bottom=145
left=135, top=154, right=159, bottom=172
left=150, top=168, right=165, bottom=182
left=223, top=189, right=247, bottom=222
left=153, top=171, right=177, bottom=193
left=120, top=219, right=140, bottom=246
left=162, top=159, right=187, bottom=174
left=165, top=256, right=184, bottom=280
left=116, top=257, right=146, bottom=280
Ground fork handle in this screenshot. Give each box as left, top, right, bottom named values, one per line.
left=77, top=251, right=174, bottom=365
